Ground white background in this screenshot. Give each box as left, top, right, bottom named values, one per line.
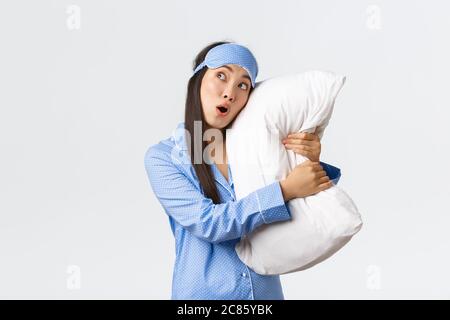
left=1, top=0, right=449, bottom=299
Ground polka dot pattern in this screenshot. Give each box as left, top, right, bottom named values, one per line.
left=144, top=122, right=341, bottom=299
left=192, top=43, right=259, bottom=88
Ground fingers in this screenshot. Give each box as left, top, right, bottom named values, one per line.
left=316, top=171, right=328, bottom=180
left=307, top=180, right=333, bottom=196
left=284, top=144, right=313, bottom=152
left=284, top=145, right=313, bottom=157
left=283, top=139, right=315, bottom=147
left=285, top=132, right=316, bottom=141
left=317, top=180, right=333, bottom=191
left=310, top=162, right=323, bottom=171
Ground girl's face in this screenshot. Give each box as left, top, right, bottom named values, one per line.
left=200, top=64, right=252, bottom=130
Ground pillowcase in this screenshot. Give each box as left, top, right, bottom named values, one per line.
left=226, top=70, right=363, bottom=275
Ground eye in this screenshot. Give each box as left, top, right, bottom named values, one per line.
left=217, top=72, right=249, bottom=90
left=239, top=82, right=249, bottom=90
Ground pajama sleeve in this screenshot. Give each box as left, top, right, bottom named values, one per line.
left=145, top=146, right=292, bottom=244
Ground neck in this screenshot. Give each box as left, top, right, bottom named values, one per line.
left=206, top=140, right=227, bottom=165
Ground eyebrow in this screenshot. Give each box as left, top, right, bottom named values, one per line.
left=220, top=65, right=251, bottom=82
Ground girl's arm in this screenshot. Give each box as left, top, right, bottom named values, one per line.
left=145, top=146, right=292, bottom=244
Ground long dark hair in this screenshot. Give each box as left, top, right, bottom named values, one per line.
left=184, top=41, right=254, bottom=204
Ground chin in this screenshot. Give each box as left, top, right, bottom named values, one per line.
left=208, top=123, right=226, bottom=131
left=206, top=118, right=228, bottom=130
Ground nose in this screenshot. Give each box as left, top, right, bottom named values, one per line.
left=223, top=94, right=233, bottom=102
left=222, top=81, right=237, bottom=102
left=222, top=79, right=240, bottom=103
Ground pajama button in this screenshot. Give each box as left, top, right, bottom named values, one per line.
left=242, top=272, right=247, bottom=277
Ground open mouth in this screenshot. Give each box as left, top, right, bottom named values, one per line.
left=216, top=105, right=229, bottom=116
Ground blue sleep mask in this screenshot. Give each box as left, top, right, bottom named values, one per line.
left=192, top=43, right=258, bottom=88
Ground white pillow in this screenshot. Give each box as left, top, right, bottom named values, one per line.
left=227, top=70, right=363, bottom=275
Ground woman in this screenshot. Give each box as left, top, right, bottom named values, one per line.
left=144, top=41, right=341, bottom=300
